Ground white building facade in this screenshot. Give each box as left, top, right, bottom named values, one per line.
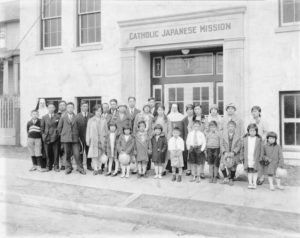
left=19, top=0, right=300, bottom=160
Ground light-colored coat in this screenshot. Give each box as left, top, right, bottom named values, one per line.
left=220, top=132, right=241, bottom=165
left=240, top=136, right=264, bottom=170
left=86, top=116, right=108, bottom=158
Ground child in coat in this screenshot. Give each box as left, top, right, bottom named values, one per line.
left=206, top=121, right=221, bottom=183
left=240, top=123, right=264, bottom=189
left=151, top=124, right=168, bottom=179
left=106, top=122, right=119, bottom=176
left=117, top=125, right=135, bottom=178
left=186, top=120, right=206, bottom=183
left=262, top=132, right=285, bottom=191
left=27, top=110, right=44, bottom=172
left=168, top=127, right=185, bottom=182
left=220, top=120, right=241, bottom=186
left=135, top=121, right=152, bottom=177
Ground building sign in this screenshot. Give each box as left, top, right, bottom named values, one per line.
left=129, top=23, right=232, bottom=40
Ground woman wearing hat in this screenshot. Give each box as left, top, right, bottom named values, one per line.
left=220, top=103, right=243, bottom=138
left=133, top=104, right=154, bottom=136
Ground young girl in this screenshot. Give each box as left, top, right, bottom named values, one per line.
left=106, top=122, right=119, bottom=176
left=135, top=121, right=152, bottom=177
left=151, top=124, right=168, bottom=179
left=186, top=120, right=206, bottom=183
left=86, top=104, right=108, bottom=175
left=240, top=123, right=264, bottom=189
left=133, top=105, right=153, bottom=136
left=206, top=121, right=221, bottom=183
left=168, top=127, right=185, bottom=182
left=262, top=132, right=285, bottom=191
left=117, top=125, right=135, bottom=178
left=182, top=104, right=195, bottom=176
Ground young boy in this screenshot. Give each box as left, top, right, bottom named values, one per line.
left=186, top=120, right=206, bottom=183
left=27, top=110, right=43, bottom=172
left=106, top=122, right=119, bottom=176
left=220, top=120, right=241, bottom=186
left=206, top=121, right=221, bottom=183
left=168, top=127, right=185, bottom=182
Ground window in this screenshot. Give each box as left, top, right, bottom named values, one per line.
left=165, top=53, right=213, bottom=77
left=216, top=52, right=223, bottom=75
left=280, top=0, right=300, bottom=25
left=280, top=92, right=300, bottom=150
left=0, top=24, right=6, bottom=48
left=41, top=0, right=62, bottom=49
left=77, top=97, right=102, bottom=114
left=40, top=97, right=62, bottom=113
left=216, top=82, right=224, bottom=115
left=152, top=85, right=162, bottom=104
left=168, top=87, right=184, bottom=113
left=78, top=0, right=101, bottom=46
left=152, top=57, right=163, bottom=78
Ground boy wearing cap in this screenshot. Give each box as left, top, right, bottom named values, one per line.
left=220, top=120, right=241, bottom=186
left=220, top=103, right=243, bottom=138
left=41, top=101, right=61, bottom=172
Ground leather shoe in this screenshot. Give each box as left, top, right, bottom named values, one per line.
left=87, top=165, right=93, bottom=171
left=78, top=169, right=86, bottom=175
left=65, top=169, right=72, bottom=175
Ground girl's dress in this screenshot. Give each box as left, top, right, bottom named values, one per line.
left=240, top=136, right=263, bottom=171
left=168, top=136, right=185, bottom=168
left=263, top=143, right=284, bottom=175
left=116, top=134, right=135, bottom=156
left=151, top=134, right=168, bottom=164
left=135, top=131, right=152, bottom=163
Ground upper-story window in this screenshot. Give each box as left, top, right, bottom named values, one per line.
left=0, top=23, right=6, bottom=48
left=78, top=0, right=101, bottom=46
left=41, top=0, right=62, bottom=49
left=280, top=0, right=300, bottom=26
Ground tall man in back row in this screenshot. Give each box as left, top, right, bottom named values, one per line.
left=76, top=100, right=93, bottom=171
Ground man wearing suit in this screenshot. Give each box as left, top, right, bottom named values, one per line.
left=57, top=102, right=86, bottom=175
left=57, top=100, right=67, bottom=170
left=41, top=102, right=61, bottom=172
left=102, top=103, right=112, bottom=124
left=76, top=100, right=93, bottom=171
left=109, top=99, right=118, bottom=121
left=127, top=96, right=140, bottom=128
left=148, top=97, right=157, bottom=117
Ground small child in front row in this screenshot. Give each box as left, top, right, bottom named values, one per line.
left=106, top=122, right=119, bottom=176
left=151, top=124, right=168, bottom=179
left=186, top=120, right=206, bottom=183
left=117, top=125, right=135, bottom=178
left=27, top=110, right=44, bottom=172
left=262, top=132, right=285, bottom=191
left=240, top=123, right=263, bottom=189
left=135, top=121, right=152, bottom=178
left=206, top=121, right=221, bottom=183
left=168, top=127, right=185, bottom=182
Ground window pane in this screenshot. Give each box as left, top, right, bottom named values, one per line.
left=95, top=0, right=101, bottom=11
left=57, top=0, right=61, bottom=16
left=217, top=53, right=223, bottom=74
left=296, top=0, right=300, bottom=21
left=80, top=0, right=87, bottom=13
left=43, top=0, right=50, bottom=18
left=283, top=0, right=295, bottom=23
left=201, top=87, right=209, bottom=100
left=81, top=29, right=88, bottom=44
left=169, top=88, right=175, bottom=101
left=166, top=54, right=213, bottom=76
left=88, top=28, right=95, bottom=43
left=296, top=95, right=300, bottom=118
left=44, top=20, right=50, bottom=33
left=51, top=32, right=57, bottom=46
left=284, top=95, right=295, bottom=118
left=81, top=15, right=88, bottom=29
left=297, top=123, right=300, bottom=145
left=87, top=0, right=95, bottom=12
left=154, top=89, right=161, bottom=102
left=57, top=32, right=61, bottom=46
left=218, top=101, right=224, bottom=115
left=58, top=18, right=61, bottom=32
left=218, top=86, right=223, bottom=100
left=202, top=102, right=209, bottom=115
left=50, top=19, right=57, bottom=33
left=193, top=87, right=200, bottom=101
left=284, top=122, right=295, bottom=145
left=95, top=12, right=101, bottom=27
left=178, top=103, right=184, bottom=114
left=96, top=27, right=101, bottom=42
left=44, top=33, right=50, bottom=47
left=177, top=88, right=184, bottom=101
left=50, top=0, right=56, bottom=16
left=90, top=100, right=96, bottom=113
left=88, top=14, right=96, bottom=28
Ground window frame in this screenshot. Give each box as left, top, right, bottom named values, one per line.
left=216, top=52, right=223, bottom=75
left=279, top=0, right=300, bottom=26
left=164, top=53, right=214, bottom=78
left=77, top=0, right=101, bottom=47
left=41, top=0, right=62, bottom=50
left=279, top=91, right=300, bottom=151
left=77, top=96, right=102, bottom=114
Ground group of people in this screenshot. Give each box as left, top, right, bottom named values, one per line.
left=26, top=97, right=285, bottom=191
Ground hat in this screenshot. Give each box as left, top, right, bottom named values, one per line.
left=209, top=104, right=218, bottom=112
left=154, top=124, right=163, bottom=131
left=251, top=105, right=261, bottom=113
left=226, top=103, right=236, bottom=111
left=266, top=131, right=277, bottom=139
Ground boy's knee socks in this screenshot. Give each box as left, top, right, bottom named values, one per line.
left=36, top=156, right=42, bottom=166
left=31, top=156, right=37, bottom=166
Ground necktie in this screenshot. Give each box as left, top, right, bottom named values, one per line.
left=193, top=131, right=198, bottom=146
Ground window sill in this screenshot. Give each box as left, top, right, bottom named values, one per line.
left=35, top=48, right=63, bottom=55
left=71, top=44, right=103, bottom=52
left=275, top=24, right=300, bottom=33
